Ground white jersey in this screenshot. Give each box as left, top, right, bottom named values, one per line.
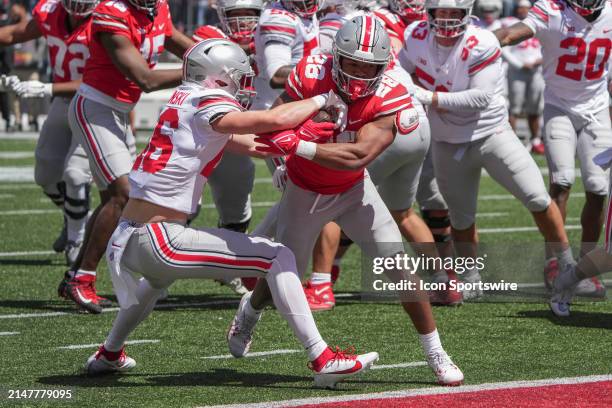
left=400, top=21, right=508, bottom=143
left=319, top=12, right=347, bottom=53
left=524, top=0, right=612, bottom=117
left=253, top=2, right=319, bottom=108
left=129, top=85, right=243, bottom=214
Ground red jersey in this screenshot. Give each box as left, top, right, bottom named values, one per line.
left=192, top=25, right=227, bottom=41
left=33, top=0, right=91, bottom=83
left=285, top=54, right=414, bottom=195
left=83, top=0, right=173, bottom=104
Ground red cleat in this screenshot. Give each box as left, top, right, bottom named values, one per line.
left=531, top=142, right=545, bottom=155
left=63, top=274, right=108, bottom=314
left=429, top=270, right=463, bottom=306
left=304, top=280, right=335, bottom=311
left=544, top=258, right=559, bottom=290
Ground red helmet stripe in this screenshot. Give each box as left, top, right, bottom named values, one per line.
left=360, top=15, right=375, bottom=52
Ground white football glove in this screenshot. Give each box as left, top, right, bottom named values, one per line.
left=12, top=80, right=53, bottom=98
left=412, top=86, right=434, bottom=106
left=0, top=75, right=20, bottom=92
left=272, top=164, right=288, bottom=192
left=324, top=90, right=348, bottom=132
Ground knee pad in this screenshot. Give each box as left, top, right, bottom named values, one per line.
left=583, top=175, right=609, bottom=196
left=219, top=218, right=251, bottom=233
left=550, top=169, right=575, bottom=189
left=63, top=166, right=92, bottom=187
left=525, top=193, right=551, bottom=213
left=421, top=209, right=450, bottom=229
left=35, top=159, right=63, bottom=189
left=43, top=181, right=66, bottom=207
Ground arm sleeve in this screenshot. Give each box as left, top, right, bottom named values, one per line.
left=436, top=63, right=499, bottom=111
left=501, top=46, right=524, bottom=70
left=263, top=41, right=293, bottom=79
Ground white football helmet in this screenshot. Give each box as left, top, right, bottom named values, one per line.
left=425, top=0, right=474, bottom=38
left=217, top=0, right=263, bottom=43
left=475, top=0, right=502, bottom=24
left=61, top=0, right=99, bottom=16
left=332, top=15, right=391, bottom=100
left=280, top=0, right=325, bottom=17
left=183, top=39, right=256, bottom=108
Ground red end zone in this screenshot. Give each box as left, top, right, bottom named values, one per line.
left=296, top=380, right=612, bottom=408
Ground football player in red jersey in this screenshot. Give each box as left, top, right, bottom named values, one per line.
left=57, top=0, right=195, bottom=314
left=376, top=0, right=427, bottom=52
left=227, top=15, right=465, bottom=386
left=0, top=0, right=98, bottom=266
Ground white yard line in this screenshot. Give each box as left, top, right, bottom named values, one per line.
left=0, top=183, right=40, bottom=190
left=199, top=374, right=612, bottom=408
left=371, top=361, right=427, bottom=370
left=0, top=151, right=34, bottom=159
left=0, top=250, right=56, bottom=258
left=480, top=225, right=581, bottom=234
left=0, top=194, right=15, bottom=198
left=0, top=167, right=34, bottom=182
left=0, top=331, right=20, bottom=336
left=0, top=209, right=58, bottom=216
left=58, top=339, right=159, bottom=350
left=201, top=349, right=301, bottom=360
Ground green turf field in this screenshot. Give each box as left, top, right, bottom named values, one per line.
left=0, top=136, right=610, bottom=407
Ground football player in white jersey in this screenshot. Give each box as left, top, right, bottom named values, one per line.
left=474, top=0, right=502, bottom=29
left=400, top=0, right=576, bottom=300
left=85, top=39, right=379, bottom=388
left=495, top=0, right=612, bottom=297
left=496, top=0, right=545, bottom=154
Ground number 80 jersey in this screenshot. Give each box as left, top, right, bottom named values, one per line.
left=129, top=85, right=243, bottom=215
left=33, top=0, right=91, bottom=83
left=524, top=0, right=612, bottom=116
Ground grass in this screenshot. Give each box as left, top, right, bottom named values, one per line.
left=0, top=136, right=610, bottom=407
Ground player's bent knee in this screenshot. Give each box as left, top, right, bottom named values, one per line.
left=64, top=167, right=91, bottom=187
left=525, top=194, right=551, bottom=213
left=449, top=214, right=475, bottom=232
left=34, top=162, right=62, bottom=188
left=583, top=177, right=608, bottom=197
left=550, top=170, right=575, bottom=190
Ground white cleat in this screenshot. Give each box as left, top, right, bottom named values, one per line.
left=227, top=292, right=261, bottom=358
left=310, top=347, right=379, bottom=389
left=86, top=346, right=136, bottom=376
left=427, top=351, right=464, bottom=386
left=574, top=277, right=606, bottom=299
left=217, top=277, right=249, bottom=295
left=549, top=264, right=577, bottom=317
left=461, top=269, right=483, bottom=301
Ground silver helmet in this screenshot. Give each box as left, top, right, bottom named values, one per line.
left=127, top=0, right=159, bottom=14
left=61, top=0, right=99, bottom=16
left=389, top=0, right=427, bottom=21
left=475, top=0, right=502, bottom=24
left=183, top=39, right=256, bottom=108
left=280, top=0, right=325, bottom=18
left=217, top=0, right=263, bottom=44
left=332, top=14, right=391, bottom=100
left=425, top=0, right=474, bottom=38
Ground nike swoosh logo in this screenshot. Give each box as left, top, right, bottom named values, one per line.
left=77, top=35, right=87, bottom=40
left=348, top=119, right=362, bottom=125
left=314, top=286, right=330, bottom=296
left=111, top=242, right=122, bottom=249
left=75, top=288, right=91, bottom=304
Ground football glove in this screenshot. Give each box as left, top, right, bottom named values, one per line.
left=272, top=164, right=288, bottom=192
left=296, top=119, right=335, bottom=143
left=0, top=75, right=20, bottom=92
left=12, top=80, right=53, bottom=98
left=412, top=86, right=434, bottom=106
left=255, top=129, right=300, bottom=156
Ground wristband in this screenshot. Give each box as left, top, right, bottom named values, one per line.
left=43, top=83, right=53, bottom=97
left=295, top=140, right=316, bottom=160
left=311, top=94, right=328, bottom=109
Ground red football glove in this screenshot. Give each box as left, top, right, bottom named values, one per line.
left=295, top=119, right=335, bottom=143
left=255, top=129, right=300, bottom=156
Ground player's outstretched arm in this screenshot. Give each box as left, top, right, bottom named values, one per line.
left=225, top=133, right=277, bottom=159
left=164, top=28, right=195, bottom=59
left=0, top=19, right=41, bottom=45
left=310, top=115, right=397, bottom=171
left=494, top=22, right=534, bottom=47
left=99, top=33, right=182, bottom=93
left=211, top=94, right=328, bottom=135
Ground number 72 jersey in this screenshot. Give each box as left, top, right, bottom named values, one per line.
left=524, top=0, right=612, bottom=116
left=33, top=0, right=91, bottom=83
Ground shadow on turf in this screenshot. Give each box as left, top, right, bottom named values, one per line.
left=515, top=310, right=612, bottom=330
left=0, top=258, right=60, bottom=266
left=37, top=369, right=430, bottom=390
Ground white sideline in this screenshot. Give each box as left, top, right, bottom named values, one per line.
left=199, top=374, right=612, bottom=408
left=202, top=349, right=301, bottom=360
left=58, top=339, right=159, bottom=350
left=0, top=250, right=55, bottom=257
left=0, top=331, right=20, bottom=336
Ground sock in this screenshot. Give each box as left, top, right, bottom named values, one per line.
left=311, top=272, right=332, bottom=284
left=432, top=270, right=449, bottom=283
left=265, top=248, right=327, bottom=360
left=558, top=267, right=580, bottom=290
left=104, top=279, right=162, bottom=352
left=75, top=269, right=96, bottom=279
left=419, top=329, right=443, bottom=356
left=555, top=247, right=576, bottom=268
left=64, top=183, right=89, bottom=243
